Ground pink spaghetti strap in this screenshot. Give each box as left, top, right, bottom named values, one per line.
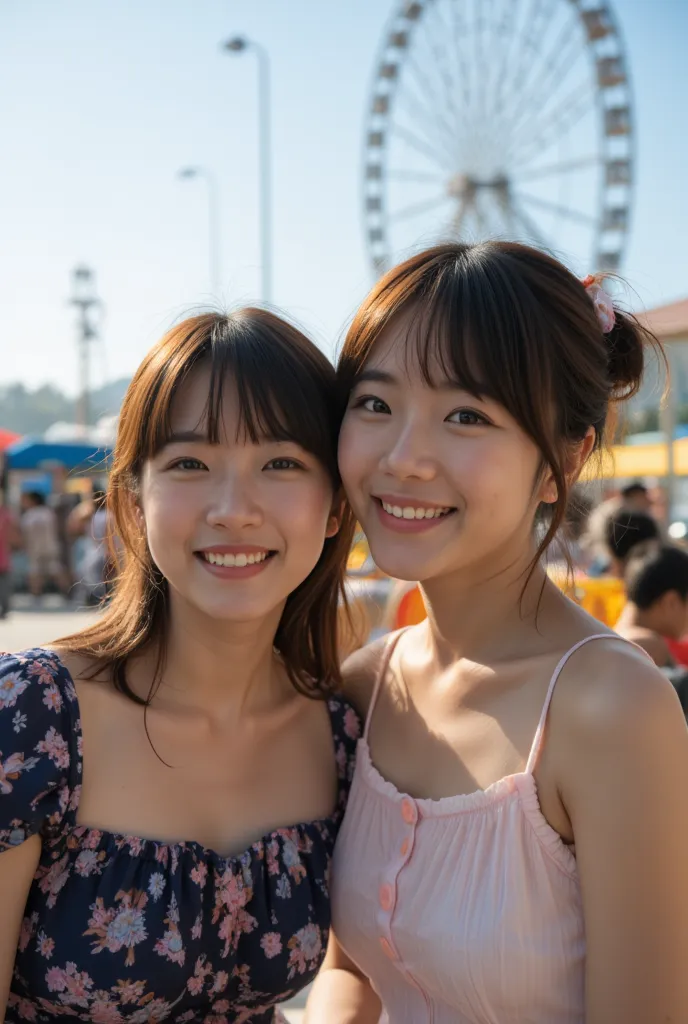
left=525, top=633, right=617, bottom=774
left=363, top=629, right=409, bottom=742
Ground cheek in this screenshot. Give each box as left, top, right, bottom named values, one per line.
left=455, top=438, right=539, bottom=511
left=338, top=417, right=372, bottom=491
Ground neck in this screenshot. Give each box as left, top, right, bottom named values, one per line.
left=419, top=540, right=559, bottom=665
left=137, top=593, right=288, bottom=720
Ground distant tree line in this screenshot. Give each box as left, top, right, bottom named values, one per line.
left=0, top=379, right=130, bottom=435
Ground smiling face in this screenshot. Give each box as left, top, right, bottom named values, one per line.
left=338, top=312, right=554, bottom=586
left=139, top=365, right=337, bottom=625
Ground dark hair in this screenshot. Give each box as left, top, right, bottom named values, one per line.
left=25, top=490, right=46, bottom=506
left=605, top=510, right=659, bottom=562
left=338, top=241, right=662, bottom=571
left=625, top=544, right=688, bottom=609
left=58, top=309, right=356, bottom=702
left=621, top=481, right=648, bottom=499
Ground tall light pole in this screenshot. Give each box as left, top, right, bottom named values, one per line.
left=69, top=266, right=102, bottom=432
left=223, top=36, right=272, bottom=304
left=178, top=167, right=221, bottom=296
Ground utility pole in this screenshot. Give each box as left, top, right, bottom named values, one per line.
left=69, top=266, right=101, bottom=432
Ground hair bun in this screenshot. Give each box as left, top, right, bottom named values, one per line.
left=604, top=308, right=655, bottom=398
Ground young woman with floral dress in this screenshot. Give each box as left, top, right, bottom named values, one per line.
left=307, top=243, right=688, bottom=1024
left=0, top=310, right=360, bottom=1022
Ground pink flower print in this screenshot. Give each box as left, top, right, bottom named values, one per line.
left=7, top=994, right=38, bottom=1021
left=266, top=838, right=280, bottom=877
left=191, top=912, right=202, bottom=940
left=36, top=727, right=70, bottom=770
left=74, top=849, right=105, bottom=877
left=217, top=905, right=258, bottom=958
left=186, top=974, right=204, bottom=997
left=42, top=683, right=63, bottom=712
left=80, top=827, right=102, bottom=850
left=177, top=1014, right=196, bottom=1023
left=128, top=998, right=173, bottom=1023
left=18, top=912, right=39, bottom=952
left=282, top=837, right=306, bottom=884
left=26, top=659, right=57, bottom=687
left=154, top=844, right=170, bottom=868
left=38, top=853, right=71, bottom=908
left=335, top=741, right=347, bottom=775
left=210, top=971, right=229, bottom=995
left=91, top=1000, right=124, bottom=1024
left=343, top=706, right=360, bottom=740
left=154, top=894, right=185, bottom=966
left=190, top=859, right=208, bottom=889
left=261, top=931, right=283, bottom=959
left=0, top=750, right=39, bottom=795
left=45, top=962, right=94, bottom=1008
left=187, top=955, right=213, bottom=996
left=85, top=890, right=148, bottom=967
left=287, top=922, right=323, bottom=979
left=111, top=979, right=146, bottom=1005
left=36, top=929, right=55, bottom=959
left=205, top=1016, right=228, bottom=1024
left=68, top=784, right=82, bottom=813
left=0, top=671, right=29, bottom=708
left=213, top=1000, right=230, bottom=1013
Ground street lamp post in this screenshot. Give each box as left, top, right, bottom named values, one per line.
left=223, top=36, right=272, bottom=304
left=69, top=266, right=101, bottom=432
left=178, top=167, right=221, bottom=296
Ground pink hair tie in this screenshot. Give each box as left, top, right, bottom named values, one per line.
left=582, top=274, right=615, bottom=334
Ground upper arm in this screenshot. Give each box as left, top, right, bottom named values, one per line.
left=0, top=836, right=41, bottom=1016
left=559, top=643, right=688, bottom=1024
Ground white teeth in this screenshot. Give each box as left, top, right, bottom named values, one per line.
left=381, top=501, right=452, bottom=520
left=203, top=551, right=268, bottom=567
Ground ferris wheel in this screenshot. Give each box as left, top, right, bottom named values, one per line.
left=363, top=0, right=635, bottom=276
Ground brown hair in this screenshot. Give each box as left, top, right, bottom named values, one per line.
left=58, top=309, right=355, bottom=702
left=338, top=241, right=661, bottom=572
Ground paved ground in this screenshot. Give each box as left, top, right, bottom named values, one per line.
left=0, top=601, right=308, bottom=1022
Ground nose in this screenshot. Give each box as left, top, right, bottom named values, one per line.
left=380, top=421, right=437, bottom=482
left=206, top=474, right=264, bottom=530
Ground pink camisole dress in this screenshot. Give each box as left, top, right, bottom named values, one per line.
left=331, top=632, right=614, bottom=1023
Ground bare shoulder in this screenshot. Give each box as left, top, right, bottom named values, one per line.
left=341, top=630, right=404, bottom=719
left=554, top=634, right=686, bottom=757
left=614, top=624, right=671, bottom=667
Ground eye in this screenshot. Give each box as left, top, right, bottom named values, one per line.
left=446, top=409, right=490, bottom=427
left=264, top=457, right=304, bottom=471
left=352, top=395, right=391, bottom=415
left=168, top=457, right=207, bottom=471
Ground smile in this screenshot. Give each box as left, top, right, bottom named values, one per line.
left=380, top=501, right=453, bottom=520
left=202, top=551, right=270, bottom=567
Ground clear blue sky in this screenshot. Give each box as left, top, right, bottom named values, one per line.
left=1, top=0, right=686, bottom=397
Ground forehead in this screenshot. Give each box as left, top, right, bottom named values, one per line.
left=362, top=304, right=468, bottom=391
left=168, top=363, right=238, bottom=434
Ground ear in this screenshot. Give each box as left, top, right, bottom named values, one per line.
left=325, top=497, right=345, bottom=538
left=539, top=427, right=596, bottom=505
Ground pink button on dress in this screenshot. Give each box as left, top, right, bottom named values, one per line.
left=331, top=632, right=615, bottom=1023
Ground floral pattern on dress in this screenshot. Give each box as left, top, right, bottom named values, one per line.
left=0, top=649, right=361, bottom=1022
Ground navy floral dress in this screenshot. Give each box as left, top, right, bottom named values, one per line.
left=0, top=649, right=361, bottom=1023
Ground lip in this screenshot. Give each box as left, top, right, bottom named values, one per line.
left=373, top=498, right=456, bottom=534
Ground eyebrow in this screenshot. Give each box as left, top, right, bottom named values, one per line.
left=354, top=368, right=487, bottom=396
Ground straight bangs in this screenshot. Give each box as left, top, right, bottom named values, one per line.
left=339, top=244, right=560, bottom=454
left=141, top=310, right=341, bottom=484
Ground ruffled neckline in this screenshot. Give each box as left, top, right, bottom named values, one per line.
left=357, top=736, right=578, bottom=877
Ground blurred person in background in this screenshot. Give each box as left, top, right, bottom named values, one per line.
left=68, top=483, right=112, bottom=605
left=0, top=492, right=20, bottom=619
left=605, top=508, right=660, bottom=578
left=619, top=480, right=652, bottom=514
left=616, top=544, right=688, bottom=713
left=20, top=490, right=70, bottom=600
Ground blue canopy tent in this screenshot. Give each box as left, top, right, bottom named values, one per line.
left=5, top=438, right=112, bottom=472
